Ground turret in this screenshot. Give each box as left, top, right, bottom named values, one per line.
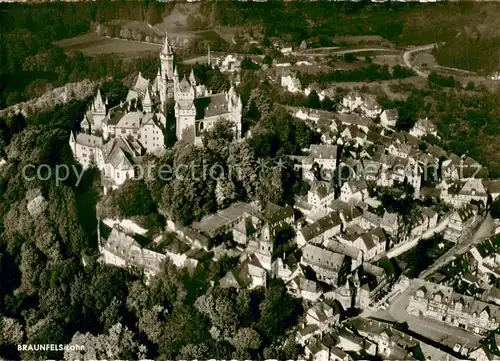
left=189, top=68, right=196, bottom=87
left=160, top=32, right=174, bottom=80
left=143, top=87, right=152, bottom=113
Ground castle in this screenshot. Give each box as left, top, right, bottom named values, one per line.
left=69, top=32, right=243, bottom=191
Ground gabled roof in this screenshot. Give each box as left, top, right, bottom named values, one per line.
left=194, top=93, right=230, bottom=120
left=310, top=144, right=337, bottom=160
left=382, top=108, right=399, bottom=121
left=300, top=212, right=342, bottom=242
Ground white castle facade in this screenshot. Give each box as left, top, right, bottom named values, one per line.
left=69, top=32, right=243, bottom=191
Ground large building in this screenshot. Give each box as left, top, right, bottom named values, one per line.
left=69, top=32, right=243, bottom=190
left=407, top=280, right=500, bottom=335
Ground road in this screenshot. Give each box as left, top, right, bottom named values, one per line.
left=292, top=48, right=400, bottom=57
left=402, top=44, right=437, bottom=78
left=418, top=214, right=494, bottom=279
left=376, top=215, right=450, bottom=261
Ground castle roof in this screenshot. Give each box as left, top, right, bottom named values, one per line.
left=194, top=93, right=230, bottom=120
left=178, top=76, right=192, bottom=93
left=134, top=72, right=149, bottom=95
left=74, top=133, right=103, bottom=148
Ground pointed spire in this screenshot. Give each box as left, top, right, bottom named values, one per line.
left=189, top=68, right=196, bottom=84
left=157, top=67, right=161, bottom=77
left=144, top=87, right=152, bottom=106
left=96, top=88, right=104, bottom=105
left=162, top=31, right=173, bottom=55
left=174, top=67, right=178, bottom=77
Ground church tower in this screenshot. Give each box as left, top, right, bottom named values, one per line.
left=160, top=32, right=174, bottom=81
left=255, top=223, right=275, bottom=273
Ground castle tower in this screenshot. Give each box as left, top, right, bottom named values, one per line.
left=92, top=89, right=106, bottom=130
left=143, top=87, right=152, bottom=113
left=160, top=32, right=174, bottom=80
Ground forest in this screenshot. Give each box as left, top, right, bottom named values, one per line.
left=2, top=1, right=500, bottom=109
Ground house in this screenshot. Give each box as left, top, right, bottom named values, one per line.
left=98, top=225, right=166, bottom=284
left=297, top=211, right=342, bottom=247
left=300, top=244, right=352, bottom=287
left=309, top=144, right=338, bottom=171
left=444, top=204, right=479, bottom=242
left=410, top=117, right=437, bottom=138
left=360, top=96, right=382, bottom=119
left=340, top=179, right=368, bottom=203
left=470, top=236, right=500, bottom=277
left=340, top=125, right=367, bottom=146
left=324, top=239, right=363, bottom=271
left=381, top=211, right=400, bottom=240
left=353, top=227, right=387, bottom=261
left=357, top=263, right=391, bottom=307
left=308, top=181, right=336, bottom=212
left=305, top=302, right=340, bottom=331
left=216, top=54, right=242, bottom=73
left=407, top=279, right=500, bottom=335
left=287, top=273, right=324, bottom=301
left=281, top=74, right=302, bottom=93
left=342, top=92, right=364, bottom=112
left=380, top=108, right=399, bottom=127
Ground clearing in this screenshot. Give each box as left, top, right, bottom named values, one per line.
left=54, top=33, right=160, bottom=59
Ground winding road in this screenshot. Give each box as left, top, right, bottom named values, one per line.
left=402, top=43, right=437, bottom=78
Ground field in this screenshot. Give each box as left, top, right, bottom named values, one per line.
left=54, top=33, right=161, bottom=59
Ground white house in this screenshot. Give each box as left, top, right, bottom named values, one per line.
left=410, top=117, right=438, bottom=138
left=281, top=74, right=302, bottom=93
left=380, top=109, right=399, bottom=128
left=340, top=179, right=368, bottom=203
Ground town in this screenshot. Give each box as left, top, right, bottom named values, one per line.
left=3, top=1, right=500, bottom=360
left=64, top=30, right=500, bottom=361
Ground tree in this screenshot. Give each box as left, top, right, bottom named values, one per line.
left=240, top=57, right=259, bottom=70
left=321, top=96, right=334, bottom=111
left=262, top=36, right=270, bottom=47
left=215, top=178, right=237, bottom=209
left=230, top=327, right=262, bottom=352
left=19, top=242, right=45, bottom=293
left=257, top=167, right=285, bottom=205
left=179, top=343, right=211, bottom=359
left=491, top=199, right=500, bottom=219
left=138, top=305, right=166, bottom=344
left=306, top=90, right=321, bottom=109
left=0, top=316, right=24, bottom=345
left=65, top=323, right=147, bottom=361
left=343, top=53, right=357, bottom=63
